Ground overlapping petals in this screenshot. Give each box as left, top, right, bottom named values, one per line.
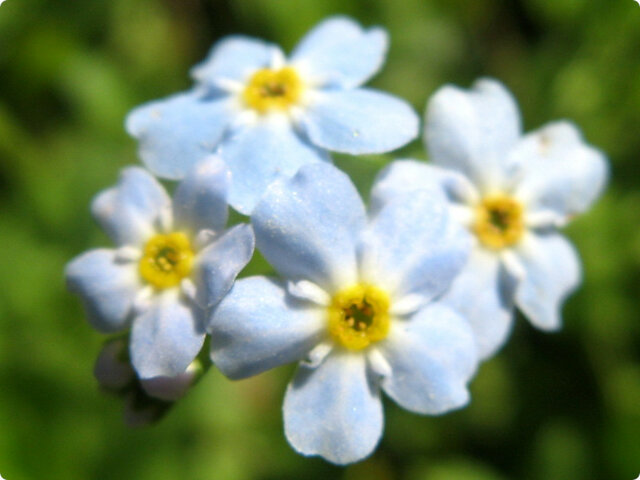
left=209, top=162, right=476, bottom=464
left=218, top=117, right=329, bottom=214
left=66, top=157, right=254, bottom=379
left=437, top=249, right=516, bottom=359
left=194, top=224, right=255, bottom=309
left=126, top=15, right=419, bottom=214
left=126, top=93, right=232, bottom=180
left=359, top=189, right=470, bottom=300
left=65, top=13, right=609, bottom=465
left=370, top=159, right=471, bottom=212
left=172, top=158, right=230, bottom=233
left=372, top=77, right=607, bottom=358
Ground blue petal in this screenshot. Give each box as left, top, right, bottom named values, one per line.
left=283, top=351, right=383, bottom=465
left=172, top=156, right=230, bottom=234
left=439, top=249, right=516, bottom=359
left=209, top=276, right=325, bottom=379
left=126, top=92, right=232, bottom=179
left=91, top=167, right=170, bottom=247
left=252, top=163, right=366, bottom=291
left=194, top=224, right=255, bottom=308
left=379, top=303, right=477, bottom=414
left=514, top=233, right=582, bottom=331
left=130, top=296, right=206, bottom=379
left=300, top=88, right=419, bottom=154
left=511, top=121, right=608, bottom=220
left=425, top=78, right=521, bottom=189
left=190, top=36, right=282, bottom=86
left=290, top=16, right=388, bottom=88
left=370, top=160, right=474, bottom=214
left=359, top=189, right=470, bottom=300
left=218, top=117, right=330, bottom=214
left=65, top=249, right=139, bottom=333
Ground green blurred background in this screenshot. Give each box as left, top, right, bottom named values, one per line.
left=1, top=0, right=639, bottom=479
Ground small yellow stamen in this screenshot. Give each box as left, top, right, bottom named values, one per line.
left=243, top=67, right=302, bottom=113
left=328, top=284, right=391, bottom=351
left=139, top=233, right=194, bottom=289
left=474, top=194, right=524, bottom=250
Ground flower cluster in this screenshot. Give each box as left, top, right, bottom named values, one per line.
left=373, top=79, right=608, bottom=358
left=65, top=16, right=608, bottom=464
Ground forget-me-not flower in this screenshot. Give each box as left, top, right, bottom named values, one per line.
left=208, top=163, right=477, bottom=465
left=66, top=157, right=254, bottom=379
left=126, top=16, right=419, bottom=214
left=372, top=78, right=608, bottom=359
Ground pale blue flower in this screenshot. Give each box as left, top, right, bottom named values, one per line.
left=372, top=78, right=608, bottom=359
left=66, top=157, right=254, bottom=379
left=208, top=163, right=477, bottom=465
left=126, top=16, right=419, bottom=214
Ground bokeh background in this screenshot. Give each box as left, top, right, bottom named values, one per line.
left=1, top=0, right=640, bottom=479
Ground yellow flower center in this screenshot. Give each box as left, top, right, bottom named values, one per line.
left=328, top=284, right=391, bottom=351
left=243, top=67, right=303, bottom=113
left=139, top=233, right=194, bottom=289
left=474, top=195, right=524, bottom=250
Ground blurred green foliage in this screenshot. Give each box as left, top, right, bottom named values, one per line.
left=1, top=0, right=639, bottom=479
